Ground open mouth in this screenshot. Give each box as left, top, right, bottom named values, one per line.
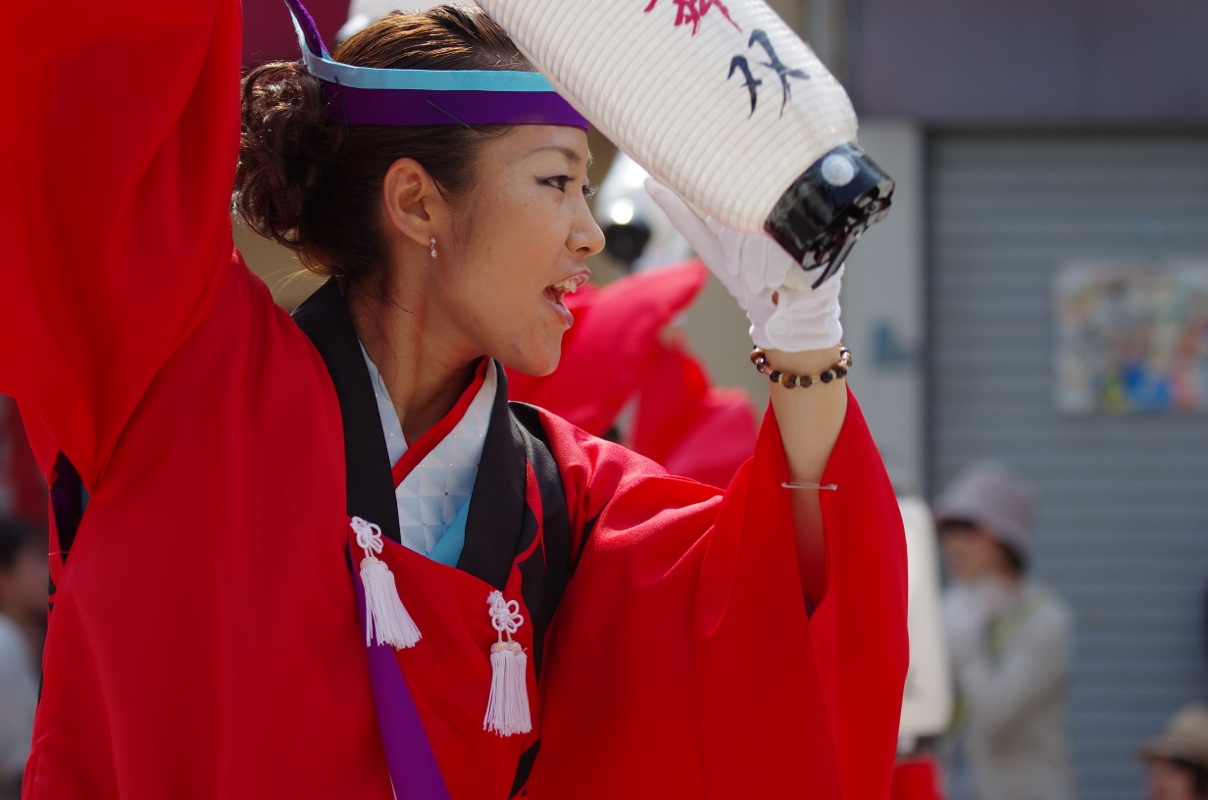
left=545, top=274, right=588, bottom=307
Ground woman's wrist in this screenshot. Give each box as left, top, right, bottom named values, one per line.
left=757, top=345, right=849, bottom=390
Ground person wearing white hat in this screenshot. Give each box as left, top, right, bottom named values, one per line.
left=1138, top=704, right=1208, bottom=800
left=933, top=461, right=1075, bottom=800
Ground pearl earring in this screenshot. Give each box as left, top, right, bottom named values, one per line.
left=429, top=237, right=438, bottom=259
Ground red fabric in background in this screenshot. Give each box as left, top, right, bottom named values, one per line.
left=631, top=338, right=758, bottom=488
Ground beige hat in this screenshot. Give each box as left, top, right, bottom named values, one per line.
left=1138, top=704, right=1208, bottom=770
left=933, top=460, right=1034, bottom=562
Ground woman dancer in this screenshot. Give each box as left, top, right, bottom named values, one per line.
left=4, top=1, right=907, bottom=797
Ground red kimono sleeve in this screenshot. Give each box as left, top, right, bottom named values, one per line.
left=3, top=0, right=241, bottom=486
left=526, top=392, right=909, bottom=799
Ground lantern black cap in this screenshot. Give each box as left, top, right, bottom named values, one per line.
left=763, top=142, right=894, bottom=288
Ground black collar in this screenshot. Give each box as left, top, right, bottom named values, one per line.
left=292, top=279, right=527, bottom=590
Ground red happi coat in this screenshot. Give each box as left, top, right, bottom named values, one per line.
left=2, top=1, right=908, bottom=798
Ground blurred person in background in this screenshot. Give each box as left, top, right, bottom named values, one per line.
left=1138, top=703, right=1208, bottom=800
left=934, top=460, right=1074, bottom=800
left=0, top=517, right=45, bottom=799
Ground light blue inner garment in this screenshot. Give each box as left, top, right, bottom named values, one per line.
left=427, top=496, right=470, bottom=568
left=361, top=343, right=484, bottom=568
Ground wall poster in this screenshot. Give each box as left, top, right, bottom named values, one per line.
left=1054, top=261, right=1208, bottom=414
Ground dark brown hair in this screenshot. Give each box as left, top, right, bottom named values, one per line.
left=234, top=5, right=532, bottom=283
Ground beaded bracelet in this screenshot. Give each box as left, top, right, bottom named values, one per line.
left=750, top=346, right=852, bottom=388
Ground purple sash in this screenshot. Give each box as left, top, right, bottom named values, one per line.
left=285, top=0, right=590, bottom=131
left=353, top=568, right=452, bottom=799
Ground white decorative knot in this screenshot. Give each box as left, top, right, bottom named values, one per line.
left=487, top=590, right=523, bottom=640
left=483, top=590, right=531, bottom=736
left=350, top=516, right=421, bottom=650
left=351, top=516, right=384, bottom=558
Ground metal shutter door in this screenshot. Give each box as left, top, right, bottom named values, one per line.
left=928, top=133, right=1208, bottom=800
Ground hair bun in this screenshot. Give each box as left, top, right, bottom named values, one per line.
left=235, top=62, right=345, bottom=253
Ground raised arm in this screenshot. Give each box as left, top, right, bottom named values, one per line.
left=533, top=177, right=908, bottom=797
left=530, top=385, right=906, bottom=799
left=2, top=0, right=242, bottom=486
left=763, top=345, right=848, bottom=604
left=645, top=179, right=856, bottom=605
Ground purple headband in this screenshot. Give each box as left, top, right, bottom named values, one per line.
left=284, top=0, right=590, bottom=131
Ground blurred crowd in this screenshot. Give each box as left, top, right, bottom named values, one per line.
left=0, top=516, right=45, bottom=799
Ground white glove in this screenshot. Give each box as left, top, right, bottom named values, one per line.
left=645, top=178, right=842, bottom=352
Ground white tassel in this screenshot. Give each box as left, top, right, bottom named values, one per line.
left=483, top=590, right=531, bottom=736
left=351, top=517, right=421, bottom=649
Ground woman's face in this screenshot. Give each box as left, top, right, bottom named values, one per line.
left=0, top=541, right=48, bottom=622
left=431, top=125, right=605, bottom=377
left=938, top=521, right=1011, bottom=583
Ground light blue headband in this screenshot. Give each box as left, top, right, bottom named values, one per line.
left=284, top=0, right=591, bottom=129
